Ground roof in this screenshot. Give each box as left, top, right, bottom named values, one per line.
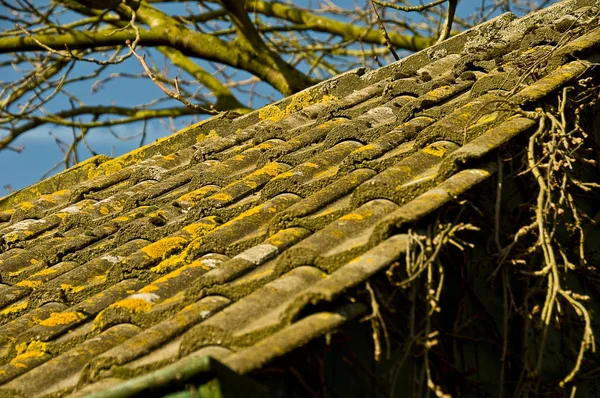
left=0, top=0, right=599, bottom=396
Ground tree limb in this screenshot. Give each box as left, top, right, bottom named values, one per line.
left=245, top=0, right=436, bottom=52
left=1, top=3, right=314, bottom=95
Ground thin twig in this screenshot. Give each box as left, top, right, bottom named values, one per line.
left=127, top=41, right=217, bottom=114
left=369, top=0, right=399, bottom=61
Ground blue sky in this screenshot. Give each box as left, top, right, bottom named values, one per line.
left=0, top=0, right=542, bottom=194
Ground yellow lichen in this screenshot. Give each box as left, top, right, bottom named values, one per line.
left=3, top=233, right=19, bottom=243
left=92, top=274, right=107, bottom=284
left=219, top=205, right=264, bottom=228
left=339, top=213, right=364, bottom=221
left=314, top=166, right=338, bottom=180
left=8, top=269, right=25, bottom=277
left=13, top=340, right=49, bottom=362
left=320, top=94, right=337, bottom=103
left=147, top=210, right=166, bottom=220
left=355, top=144, right=376, bottom=153
left=99, top=206, right=110, bottom=215
left=19, top=202, right=34, bottom=211
left=112, top=201, right=125, bottom=212
left=271, top=170, right=295, bottom=181
left=260, top=162, right=287, bottom=177
left=51, top=189, right=70, bottom=197
left=177, top=186, right=220, bottom=205
left=88, top=160, right=123, bottom=179
left=397, top=165, right=412, bottom=176
left=150, top=251, right=187, bottom=274
left=257, top=142, right=274, bottom=150
left=40, top=311, right=85, bottom=327
left=259, top=105, right=285, bottom=122
left=259, top=92, right=337, bottom=122
left=422, top=145, right=448, bottom=158
left=61, top=284, right=85, bottom=294
left=141, top=236, right=187, bottom=260
left=210, top=192, right=233, bottom=202
left=151, top=267, right=187, bottom=286
left=16, top=280, right=42, bottom=289
left=38, top=194, right=57, bottom=204
left=193, top=128, right=220, bottom=143
left=112, top=298, right=153, bottom=313
left=245, top=180, right=258, bottom=189
left=183, top=218, right=217, bottom=238
left=471, top=112, right=498, bottom=127
left=56, top=212, right=69, bottom=220
left=32, top=268, right=57, bottom=276
left=285, top=91, right=313, bottom=114
left=140, top=284, right=159, bottom=293
left=1, top=301, right=28, bottom=315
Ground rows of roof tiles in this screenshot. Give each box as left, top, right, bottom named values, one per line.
left=0, top=0, right=598, bottom=396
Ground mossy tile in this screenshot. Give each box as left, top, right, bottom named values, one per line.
left=0, top=300, right=29, bottom=323
left=0, top=219, right=56, bottom=247
left=276, top=199, right=398, bottom=272
left=191, top=144, right=270, bottom=188
left=0, top=249, right=48, bottom=283
left=297, top=195, right=354, bottom=231
left=547, top=28, right=600, bottom=71
left=223, top=304, right=365, bottom=375
left=1, top=324, right=140, bottom=398
left=71, top=279, right=144, bottom=317
left=0, top=287, right=30, bottom=313
left=29, top=240, right=147, bottom=307
left=192, top=128, right=256, bottom=162
left=414, top=92, right=505, bottom=147
left=208, top=260, right=279, bottom=301
left=371, top=163, right=496, bottom=243
left=184, top=228, right=310, bottom=299
left=351, top=140, right=459, bottom=207
left=511, top=60, right=589, bottom=105
left=173, top=185, right=220, bottom=210
left=0, top=340, right=53, bottom=385
left=15, top=311, right=87, bottom=345
left=327, top=78, right=390, bottom=113
left=272, top=235, right=410, bottom=330
left=68, top=168, right=133, bottom=205
left=145, top=254, right=229, bottom=299
left=195, top=193, right=301, bottom=257
left=16, top=261, right=78, bottom=291
left=108, top=236, right=189, bottom=278
left=64, top=378, right=124, bottom=398
left=438, top=116, right=536, bottom=179
left=202, top=162, right=291, bottom=209
left=81, top=295, right=230, bottom=381
left=0, top=303, right=67, bottom=350
left=261, top=141, right=363, bottom=199
left=180, top=266, right=326, bottom=355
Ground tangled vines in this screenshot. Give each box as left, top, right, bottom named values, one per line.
left=368, top=75, right=600, bottom=397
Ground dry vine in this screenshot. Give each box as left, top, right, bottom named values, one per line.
left=384, top=206, right=479, bottom=398
left=506, top=83, right=599, bottom=396
left=362, top=74, right=600, bottom=397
